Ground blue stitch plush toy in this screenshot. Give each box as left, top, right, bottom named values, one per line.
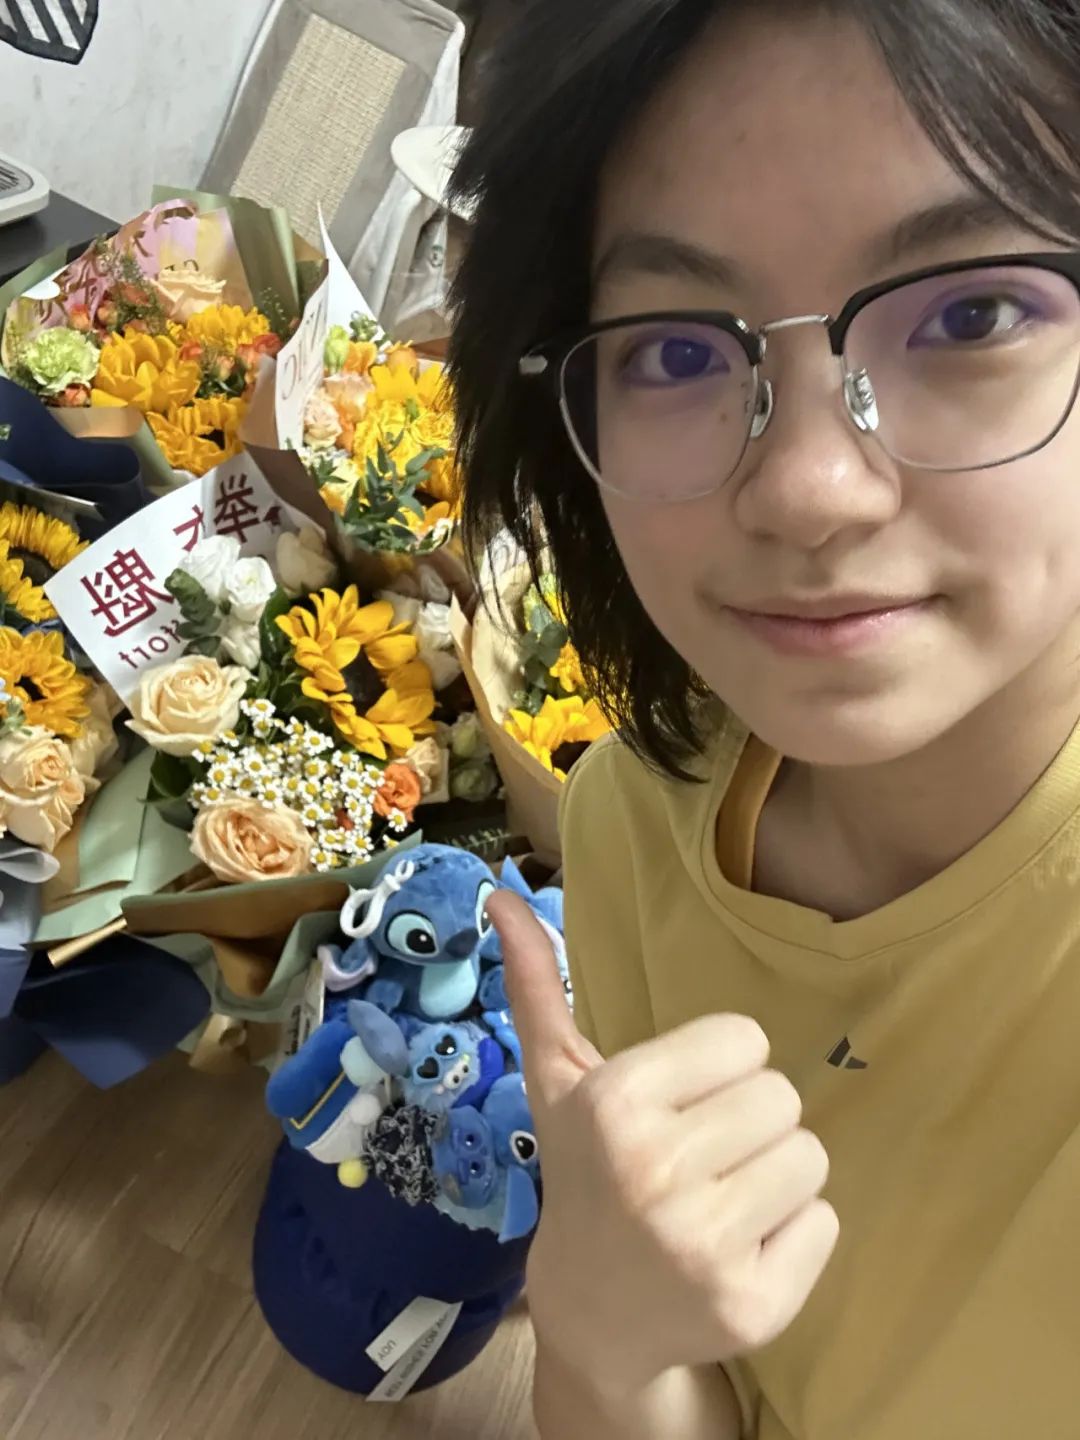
left=319, top=844, right=496, bottom=1021
left=265, top=1002, right=408, bottom=1185
left=430, top=1074, right=541, bottom=1242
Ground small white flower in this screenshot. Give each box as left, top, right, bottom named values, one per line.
left=302, top=757, right=328, bottom=781
left=311, top=847, right=334, bottom=871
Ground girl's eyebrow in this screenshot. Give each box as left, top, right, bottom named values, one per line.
left=863, top=192, right=1031, bottom=271
left=593, top=232, right=745, bottom=292
left=594, top=196, right=1026, bottom=297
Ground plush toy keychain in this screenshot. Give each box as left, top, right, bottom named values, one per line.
left=319, top=844, right=496, bottom=1021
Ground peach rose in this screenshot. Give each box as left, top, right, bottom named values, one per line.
left=0, top=727, right=86, bottom=851
left=190, top=797, right=313, bottom=884
left=374, top=762, right=423, bottom=822
left=69, top=682, right=119, bottom=787
left=127, top=656, right=251, bottom=757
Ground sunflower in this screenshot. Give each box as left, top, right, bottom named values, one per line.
left=90, top=329, right=201, bottom=414
left=0, top=544, right=56, bottom=625
left=147, top=395, right=246, bottom=477
left=276, top=587, right=418, bottom=691
left=504, top=695, right=610, bottom=779
left=318, top=660, right=437, bottom=760
left=0, top=627, right=91, bottom=737
left=181, top=304, right=272, bottom=351
left=0, top=503, right=88, bottom=582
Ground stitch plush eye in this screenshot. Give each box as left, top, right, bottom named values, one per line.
left=476, top=880, right=496, bottom=936
left=435, top=1034, right=458, bottom=1058
left=511, top=1130, right=537, bottom=1164
left=386, top=912, right=438, bottom=957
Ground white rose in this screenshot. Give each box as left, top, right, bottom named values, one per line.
left=274, top=527, right=337, bottom=596
left=417, top=567, right=452, bottom=604
left=218, top=617, right=262, bottom=670
left=376, top=590, right=423, bottom=629
left=127, top=656, right=251, bottom=757
left=415, top=603, right=461, bottom=689
left=177, top=535, right=241, bottom=604
left=224, top=555, right=276, bottom=623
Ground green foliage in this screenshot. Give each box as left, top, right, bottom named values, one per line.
left=258, top=586, right=293, bottom=665
left=349, top=312, right=386, bottom=346
left=165, top=569, right=223, bottom=659
left=515, top=581, right=570, bottom=712
left=336, top=433, right=448, bottom=554
left=147, top=749, right=199, bottom=829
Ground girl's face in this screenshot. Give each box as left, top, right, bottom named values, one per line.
left=593, top=9, right=1080, bottom=766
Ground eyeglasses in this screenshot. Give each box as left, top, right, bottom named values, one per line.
left=518, top=253, right=1080, bottom=503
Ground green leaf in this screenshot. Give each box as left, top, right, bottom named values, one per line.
left=148, top=750, right=198, bottom=804
left=258, top=586, right=293, bottom=664
left=404, top=446, right=445, bottom=477
left=165, top=570, right=218, bottom=628
left=186, top=633, right=223, bottom=658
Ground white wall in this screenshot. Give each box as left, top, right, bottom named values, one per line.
left=0, top=0, right=274, bottom=220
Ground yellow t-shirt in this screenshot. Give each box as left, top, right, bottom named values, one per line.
left=560, top=718, right=1080, bottom=1440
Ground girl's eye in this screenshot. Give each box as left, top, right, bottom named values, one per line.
left=910, top=293, right=1039, bottom=348
left=619, top=332, right=731, bottom=387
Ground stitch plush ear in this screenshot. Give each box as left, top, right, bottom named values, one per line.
left=498, top=856, right=531, bottom=900
left=500, top=1165, right=540, bottom=1243
left=346, top=1000, right=410, bottom=1077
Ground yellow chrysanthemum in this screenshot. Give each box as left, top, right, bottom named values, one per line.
left=550, top=641, right=585, bottom=695
left=90, top=329, right=201, bottom=414
left=0, top=627, right=91, bottom=737
left=504, top=695, right=611, bottom=780
left=0, top=502, right=87, bottom=574
left=182, top=304, right=271, bottom=350
left=346, top=359, right=459, bottom=502
left=147, top=395, right=246, bottom=477
left=0, top=546, right=56, bottom=624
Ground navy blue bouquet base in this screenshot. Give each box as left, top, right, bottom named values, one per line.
left=252, top=1140, right=528, bottom=1396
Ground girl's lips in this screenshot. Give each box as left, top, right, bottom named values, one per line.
left=726, top=600, right=934, bottom=656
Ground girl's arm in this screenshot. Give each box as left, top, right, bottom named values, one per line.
left=535, top=1344, right=744, bottom=1440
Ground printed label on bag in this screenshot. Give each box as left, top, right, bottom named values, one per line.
left=365, top=1296, right=457, bottom=1374
left=367, top=1302, right=463, bottom=1402
left=44, top=456, right=307, bottom=700
left=272, top=958, right=327, bottom=1072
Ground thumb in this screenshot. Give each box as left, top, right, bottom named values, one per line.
left=487, top=890, right=601, bottom=1112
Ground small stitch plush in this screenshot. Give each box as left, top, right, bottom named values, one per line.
left=431, top=1074, right=541, bottom=1242
left=265, top=1002, right=408, bottom=1182
left=320, top=844, right=497, bottom=1021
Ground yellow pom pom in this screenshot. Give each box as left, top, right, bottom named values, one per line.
left=337, top=1160, right=368, bottom=1189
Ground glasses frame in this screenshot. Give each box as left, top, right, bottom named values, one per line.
left=518, top=250, right=1080, bottom=500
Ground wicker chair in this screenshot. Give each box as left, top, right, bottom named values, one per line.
left=202, top=0, right=464, bottom=336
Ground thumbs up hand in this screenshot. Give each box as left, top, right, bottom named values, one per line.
left=489, top=892, right=839, bottom=1395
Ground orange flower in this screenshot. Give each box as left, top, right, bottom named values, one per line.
left=374, top=762, right=423, bottom=821
left=342, top=340, right=378, bottom=377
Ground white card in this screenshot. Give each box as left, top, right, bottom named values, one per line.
left=45, top=455, right=307, bottom=700
left=272, top=207, right=378, bottom=450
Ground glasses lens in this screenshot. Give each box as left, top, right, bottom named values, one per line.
left=845, top=265, right=1080, bottom=469
left=560, top=319, right=756, bottom=500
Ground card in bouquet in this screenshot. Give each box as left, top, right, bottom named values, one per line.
left=44, top=454, right=309, bottom=700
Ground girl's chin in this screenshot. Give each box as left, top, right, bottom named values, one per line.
left=730, top=696, right=968, bottom=768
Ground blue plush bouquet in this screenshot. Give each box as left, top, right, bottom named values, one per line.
left=255, top=842, right=566, bottom=1396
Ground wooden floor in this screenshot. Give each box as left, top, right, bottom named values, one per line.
left=0, top=1050, right=536, bottom=1440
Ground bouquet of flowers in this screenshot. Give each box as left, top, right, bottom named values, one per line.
left=0, top=189, right=321, bottom=486
left=128, top=530, right=443, bottom=880
left=451, top=557, right=611, bottom=865
left=303, top=319, right=458, bottom=559
left=0, top=499, right=121, bottom=854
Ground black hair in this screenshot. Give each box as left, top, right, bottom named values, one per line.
left=449, top=0, right=1080, bottom=778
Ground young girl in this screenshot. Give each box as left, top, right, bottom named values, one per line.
left=452, top=3, right=1080, bottom=1436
